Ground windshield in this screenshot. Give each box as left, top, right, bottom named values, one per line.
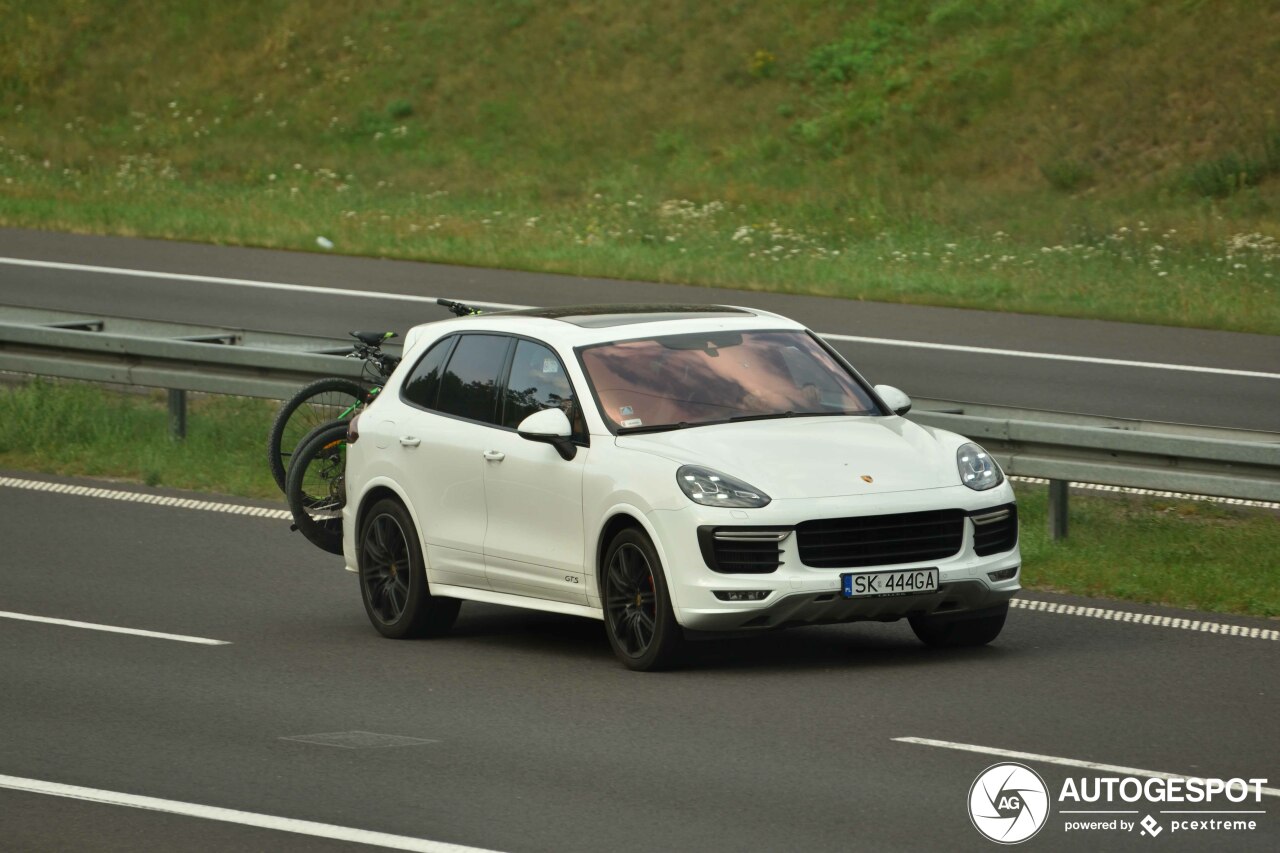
left=580, top=329, right=881, bottom=432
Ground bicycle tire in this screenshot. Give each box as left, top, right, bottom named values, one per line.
left=268, top=377, right=368, bottom=494
left=286, top=419, right=350, bottom=556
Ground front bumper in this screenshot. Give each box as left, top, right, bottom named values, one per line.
left=647, top=484, right=1021, bottom=632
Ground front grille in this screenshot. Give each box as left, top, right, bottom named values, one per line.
left=796, top=509, right=964, bottom=568
left=697, top=528, right=788, bottom=574
left=971, top=504, right=1018, bottom=555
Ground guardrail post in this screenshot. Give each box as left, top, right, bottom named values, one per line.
left=168, top=389, right=187, bottom=440
left=1048, top=479, right=1069, bottom=541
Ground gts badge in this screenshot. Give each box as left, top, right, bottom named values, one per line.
left=564, top=575, right=580, bottom=584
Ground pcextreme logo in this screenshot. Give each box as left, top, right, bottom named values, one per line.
left=969, top=763, right=1051, bottom=844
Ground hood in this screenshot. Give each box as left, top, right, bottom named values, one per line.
left=615, top=416, right=959, bottom=499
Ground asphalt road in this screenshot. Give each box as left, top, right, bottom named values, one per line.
left=1, top=228, right=1277, bottom=431
left=1, top=473, right=1277, bottom=852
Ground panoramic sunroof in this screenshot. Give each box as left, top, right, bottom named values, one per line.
left=498, top=304, right=754, bottom=328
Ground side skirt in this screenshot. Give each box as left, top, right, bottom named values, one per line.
left=428, top=583, right=605, bottom=622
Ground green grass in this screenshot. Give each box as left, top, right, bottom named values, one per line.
left=3, top=379, right=1277, bottom=619
left=1, top=1, right=1277, bottom=332
left=0, top=379, right=280, bottom=499
left=1017, top=486, right=1280, bottom=618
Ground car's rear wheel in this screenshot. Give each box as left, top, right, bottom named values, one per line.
left=602, top=528, right=683, bottom=671
left=909, top=602, right=1008, bottom=648
left=359, top=499, right=459, bottom=639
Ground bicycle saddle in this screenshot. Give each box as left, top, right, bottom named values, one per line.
left=349, top=330, right=397, bottom=346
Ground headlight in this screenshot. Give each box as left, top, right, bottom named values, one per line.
left=957, top=442, right=1003, bottom=491
left=677, top=466, right=771, bottom=508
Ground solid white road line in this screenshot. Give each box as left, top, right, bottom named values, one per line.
left=821, top=332, right=1280, bottom=380
left=0, top=611, right=229, bottom=646
left=892, top=738, right=1280, bottom=798
left=0, top=774, right=502, bottom=853
left=3, top=256, right=1276, bottom=381
left=1010, top=598, right=1279, bottom=642
left=0, top=256, right=526, bottom=311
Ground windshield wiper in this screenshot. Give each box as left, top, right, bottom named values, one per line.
left=616, top=421, right=701, bottom=435
left=726, top=410, right=867, bottom=423
left=727, top=411, right=798, bottom=423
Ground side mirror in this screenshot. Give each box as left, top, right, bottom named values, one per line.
left=874, top=384, right=912, bottom=416
left=517, top=408, right=577, bottom=460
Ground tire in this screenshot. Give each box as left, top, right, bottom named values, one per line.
left=601, top=528, right=684, bottom=671
left=909, top=603, right=1009, bottom=648
left=358, top=498, right=460, bottom=639
left=285, top=419, right=350, bottom=556
left=268, top=378, right=368, bottom=494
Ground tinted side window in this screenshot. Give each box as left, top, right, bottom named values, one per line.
left=401, top=336, right=455, bottom=409
left=436, top=335, right=511, bottom=423
left=501, top=340, right=575, bottom=430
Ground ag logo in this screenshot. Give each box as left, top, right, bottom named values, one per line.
left=968, top=762, right=1050, bottom=844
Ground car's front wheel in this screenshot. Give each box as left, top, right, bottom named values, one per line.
left=602, top=528, right=684, bottom=671
left=909, top=602, right=1008, bottom=648
left=358, top=499, right=460, bottom=639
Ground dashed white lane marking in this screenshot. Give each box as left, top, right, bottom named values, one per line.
left=4, top=476, right=1276, bottom=643
left=892, top=738, right=1280, bottom=798
left=0, top=774, right=503, bottom=853
left=0, top=476, right=292, bottom=520
left=1011, top=598, right=1279, bottom=642
left=0, top=611, right=229, bottom=646
left=3, top=256, right=1274, bottom=380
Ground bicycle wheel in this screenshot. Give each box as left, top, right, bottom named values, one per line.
left=268, top=377, right=368, bottom=493
left=286, top=419, right=350, bottom=555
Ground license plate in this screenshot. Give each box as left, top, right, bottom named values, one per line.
left=841, top=568, right=939, bottom=599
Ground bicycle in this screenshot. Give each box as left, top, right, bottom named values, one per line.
left=282, top=299, right=484, bottom=553
left=286, top=418, right=350, bottom=555
left=266, top=330, right=400, bottom=494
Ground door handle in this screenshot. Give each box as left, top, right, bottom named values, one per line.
left=399, top=436, right=421, bottom=447
left=483, top=450, right=506, bottom=462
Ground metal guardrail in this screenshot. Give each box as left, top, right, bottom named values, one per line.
left=0, top=309, right=376, bottom=400
left=906, top=400, right=1280, bottom=537
left=1, top=307, right=1277, bottom=538
left=908, top=402, right=1280, bottom=503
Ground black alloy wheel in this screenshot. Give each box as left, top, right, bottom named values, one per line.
left=362, top=512, right=412, bottom=626
left=358, top=498, right=460, bottom=639
left=606, top=543, right=658, bottom=657
left=602, top=528, right=684, bottom=671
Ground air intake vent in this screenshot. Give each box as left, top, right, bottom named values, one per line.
left=796, top=509, right=964, bottom=568
left=697, top=528, right=788, bottom=574
left=971, top=504, right=1018, bottom=556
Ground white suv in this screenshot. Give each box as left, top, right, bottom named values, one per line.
left=342, top=305, right=1020, bottom=670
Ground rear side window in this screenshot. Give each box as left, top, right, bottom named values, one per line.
left=435, top=334, right=512, bottom=423
left=401, top=336, right=456, bottom=410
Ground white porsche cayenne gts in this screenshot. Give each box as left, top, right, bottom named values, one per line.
left=342, top=304, right=1020, bottom=670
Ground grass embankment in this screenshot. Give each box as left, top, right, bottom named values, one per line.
left=1, top=380, right=280, bottom=499
left=3, top=380, right=1276, bottom=618
left=1, top=1, right=1278, bottom=332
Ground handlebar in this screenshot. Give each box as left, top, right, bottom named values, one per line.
left=436, top=298, right=482, bottom=317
